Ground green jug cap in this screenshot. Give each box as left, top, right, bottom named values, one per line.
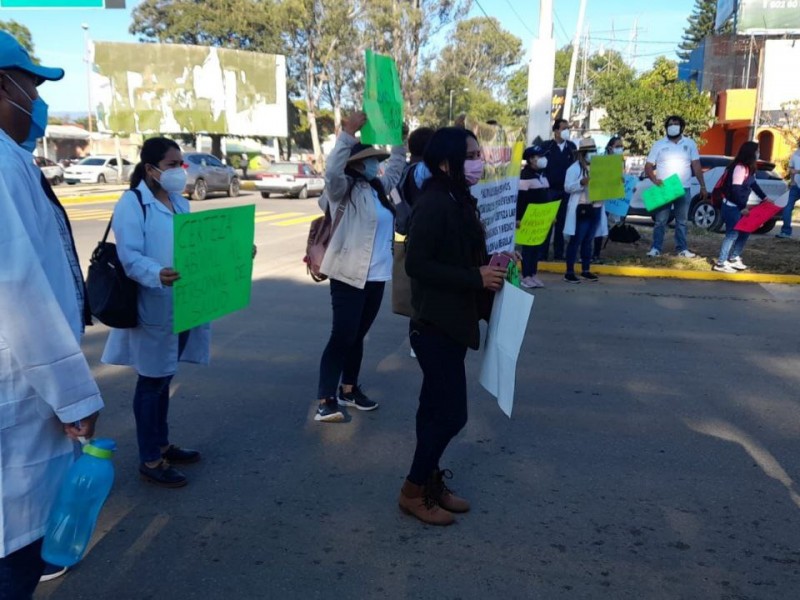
left=82, top=438, right=116, bottom=460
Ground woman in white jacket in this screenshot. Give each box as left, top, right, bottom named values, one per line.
left=563, top=138, right=603, bottom=283
left=102, top=138, right=211, bottom=488
left=314, top=112, right=406, bottom=423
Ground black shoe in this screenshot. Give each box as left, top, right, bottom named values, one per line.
left=315, top=398, right=345, bottom=422
left=338, top=385, right=379, bottom=411
left=564, top=273, right=580, bottom=284
left=162, top=444, right=201, bottom=464
left=581, top=272, right=599, bottom=281
left=139, top=460, right=187, bottom=488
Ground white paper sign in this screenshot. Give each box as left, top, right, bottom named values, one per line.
left=479, top=281, right=534, bottom=417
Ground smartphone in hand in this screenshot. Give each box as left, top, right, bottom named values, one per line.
left=488, top=253, right=512, bottom=270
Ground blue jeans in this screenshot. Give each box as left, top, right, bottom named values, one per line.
left=317, top=279, right=385, bottom=399
left=520, top=243, right=540, bottom=277
left=0, top=538, right=44, bottom=600
left=566, top=206, right=602, bottom=274
left=652, top=188, right=690, bottom=252
left=780, top=185, right=799, bottom=235
left=718, top=204, right=750, bottom=263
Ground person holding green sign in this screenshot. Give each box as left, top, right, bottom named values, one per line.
left=516, top=144, right=551, bottom=288
left=644, top=115, right=707, bottom=258
left=563, top=138, right=603, bottom=284
left=102, top=137, right=211, bottom=488
left=314, top=111, right=406, bottom=423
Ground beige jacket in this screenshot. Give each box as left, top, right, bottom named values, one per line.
left=319, top=132, right=406, bottom=289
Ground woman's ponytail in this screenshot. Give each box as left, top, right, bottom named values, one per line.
left=129, top=162, right=146, bottom=190
left=130, top=137, right=181, bottom=190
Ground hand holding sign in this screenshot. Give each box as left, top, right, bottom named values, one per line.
left=342, top=111, right=367, bottom=136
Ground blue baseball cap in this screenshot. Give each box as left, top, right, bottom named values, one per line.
left=0, top=31, right=64, bottom=84
left=523, top=145, right=546, bottom=160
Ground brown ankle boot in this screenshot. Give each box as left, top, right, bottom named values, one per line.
left=429, top=469, right=470, bottom=513
left=398, top=480, right=455, bottom=526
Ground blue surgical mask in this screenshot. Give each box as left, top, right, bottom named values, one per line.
left=362, top=158, right=379, bottom=180
left=5, top=75, right=48, bottom=153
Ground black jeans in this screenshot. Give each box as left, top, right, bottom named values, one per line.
left=520, top=243, right=540, bottom=277
left=317, top=279, right=386, bottom=399
left=541, top=191, right=569, bottom=260
left=0, top=538, right=44, bottom=600
left=407, top=321, right=468, bottom=486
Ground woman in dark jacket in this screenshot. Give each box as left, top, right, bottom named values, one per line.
left=400, top=127, right=506, bottom=526
left=713, top=141, right=771, bottom=273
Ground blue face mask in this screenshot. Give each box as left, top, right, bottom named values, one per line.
left=362, top=158, right=379, bottom=180
left=5, top=75, right=48, bottom=153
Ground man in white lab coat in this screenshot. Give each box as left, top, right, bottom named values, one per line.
left=0, top=32, right=104, bottom=598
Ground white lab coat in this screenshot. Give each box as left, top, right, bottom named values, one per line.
left=563, top=161, right=609, bottom=238
left=0, top=130, right=103, bottom=557
left=101, top=182, right=210, bottom=378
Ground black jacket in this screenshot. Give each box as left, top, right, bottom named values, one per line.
left=405, top=177, right=487, bottom=350
left=724, top=164, right=766, bottom=209
left=543, top=139, right=577, bottom=191
left=516, top=166, right=551, bottom=220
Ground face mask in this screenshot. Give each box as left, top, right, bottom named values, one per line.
left=5, top=75, right=48, bottom=153
left=464, top=159, right=484, bottom=185
left=667, top=124, right=681, bottom=138
left=154, top=167, right=187, bottom=193
left=560, top=129, right=570, bottom=140
left=613, top=147, right=624, bottom=156
left=536, top=157, right=548, bottom=169
left=585, top=152, right=597, bottom=163
left=362, top=158, right=379, bottom=180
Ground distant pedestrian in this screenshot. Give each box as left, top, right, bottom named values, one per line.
left=644, top=115, right=708, bottom=258
left=541, top=118, right=577, bottom=261
left=240, top=153, right=249, bottom=179
left=516, top=144, right=550, bottom=288
left=777, top=140, right=800, bottom=239
left=314, top=111, right=406, bottom=423
left=102, top=137, right=210, bottom=488
left=400, top=127, right=506, bottom=526
left=713, top=141, right=771, bottom=273
left=563, top=138, right=602, bottom=283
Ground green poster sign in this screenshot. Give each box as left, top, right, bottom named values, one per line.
left=172, top=205, right=255, bottom=333
left=516, top=201, right=560, bottom=246
left=738, top=0, right=800, bottom=33
left=361, top=49, right=404, bottom=145
left=642, top=174, right=685, bottom=212
left=588, top=154, right=625, bottom=202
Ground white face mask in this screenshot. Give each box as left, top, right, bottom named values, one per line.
left=560, top=129, right=570, bottom=141
left=536, top=157, right=548, bottom=169
left=667, top=124, right=681, bottom=138
left=585, top=152, right=597, bottom=163
left=155, top=166, right=187, bottom=193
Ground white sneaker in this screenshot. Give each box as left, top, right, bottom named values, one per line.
left=712, top=261, right=737, bottom=274
left=530, top=276, right=545, bottom=288
left=677, top=249, right=697, bottom=258
left=410, top=347, right=416, bottom=359
left=646, top=248, right=661, bottom=257
left=520, top=276, right=535, bottom=289
left=729, top=257, right=748, bottom=271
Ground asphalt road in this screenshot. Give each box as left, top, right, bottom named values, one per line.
left=33, top=188, right=800, bottom=600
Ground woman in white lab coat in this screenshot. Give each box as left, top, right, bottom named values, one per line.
left=102, top=137, right=210, bottom=488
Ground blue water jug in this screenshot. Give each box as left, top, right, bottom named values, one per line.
left=41, top=439, right=116, bottom=567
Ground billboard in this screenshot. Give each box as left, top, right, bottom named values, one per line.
left=715, top=0, right=736, bottom=30
left=761, top=40, right=800, bottom=112
left=91, top=42, right=288, bottom=137
left=738, top=0, right=800, bottom=34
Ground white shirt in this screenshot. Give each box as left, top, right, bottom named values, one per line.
left=646, top=136, right=700, bottom=187
left=366, top=189, right=394, bottom=282
left=790, top=150, right=800, bottom=188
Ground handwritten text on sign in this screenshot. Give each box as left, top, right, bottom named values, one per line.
left=172, top=205, right=255, bottom=333
left=516, top=201, right=561, bottom=246
left=361, top=49, right=404, bottom=145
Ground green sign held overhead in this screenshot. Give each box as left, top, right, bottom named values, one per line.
left=172, top=205, right=255, bottom=334
left=361, top=49, right=404, bottom=146
left=0, top=0, right=125, bottom=6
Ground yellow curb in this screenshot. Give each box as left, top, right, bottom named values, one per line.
left=61, top=194, right=120, bottom=205
left=535, top=261, right=800, bottom=285
left=241, top=181, right=257, bottom=191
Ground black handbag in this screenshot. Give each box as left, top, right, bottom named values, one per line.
left=86, top=189, right=145, bottom=328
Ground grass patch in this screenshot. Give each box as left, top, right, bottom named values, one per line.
left=597, top=223, right=800, bottom=275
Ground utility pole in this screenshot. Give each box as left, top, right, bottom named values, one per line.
left=563, top=0, right=587, bottom=123
left=525, top=0, right=556, bottom=145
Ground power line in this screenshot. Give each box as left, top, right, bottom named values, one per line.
left=503, top=0, right=534, bottom=37
left=553, top=9, right=571, bottom=43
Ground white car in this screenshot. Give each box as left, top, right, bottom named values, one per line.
left=35, top=156, right=64, bottom=185
left=64, top=156, right=134, bottom=185
left=629, top=155, right=788, bottom=233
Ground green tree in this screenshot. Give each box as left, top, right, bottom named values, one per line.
left=677, top=0, right=728, bottom=62
left=0, top=20, right=36, bottom=61
left=600, top=57, right=714, bottom=155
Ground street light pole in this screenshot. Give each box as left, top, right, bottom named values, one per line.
left=82, top=23, right=93, bottom=137
left=449, top=89, right=455, bottom=124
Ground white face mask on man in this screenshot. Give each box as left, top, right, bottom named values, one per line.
left=667, top=124, right=682, bottom=138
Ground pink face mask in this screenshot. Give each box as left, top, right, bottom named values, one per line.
left=464, top=159, right=484, bottom=185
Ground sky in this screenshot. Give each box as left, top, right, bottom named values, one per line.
left=0, top=0, right=697, bottom=115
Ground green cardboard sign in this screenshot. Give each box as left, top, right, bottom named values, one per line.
left=642, top=174, right=685, bottom=212
left=361, top=49, right=404, bottom=145
left=515, top=201, right=560, bottom=246
left=172, top=205, right=255, bottom=333
left=588, top=154, right=625, bottom=202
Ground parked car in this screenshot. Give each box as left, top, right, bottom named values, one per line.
left=64, top=156, right=134, bottom=185
left=183, top=152, right=240, bottom=201
left=35, top=156, right=64, bottom=185
left=251, top=162, right=324, bottom=199
left=629, top=155, right=788, bottom=234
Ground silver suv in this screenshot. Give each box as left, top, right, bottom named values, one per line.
left=183, top=152, right=240, bottom=201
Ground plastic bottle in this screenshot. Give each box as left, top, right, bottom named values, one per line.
left=41, top=439, right=116, bottom=567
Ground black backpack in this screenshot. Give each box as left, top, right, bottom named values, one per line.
left=86, top=189, right=146, bottom=328
left=606, top=218, right=641, bottom=245
left=391, top=163, right=423, bottom=236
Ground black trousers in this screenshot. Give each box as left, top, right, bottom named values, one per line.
left=541, top=190, right=569, bottom=260
left=0, top=538, right=44, bottom=600
left=407, top=321, right=468, bottom=485
left=317, top=279, right=385, bottom=399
